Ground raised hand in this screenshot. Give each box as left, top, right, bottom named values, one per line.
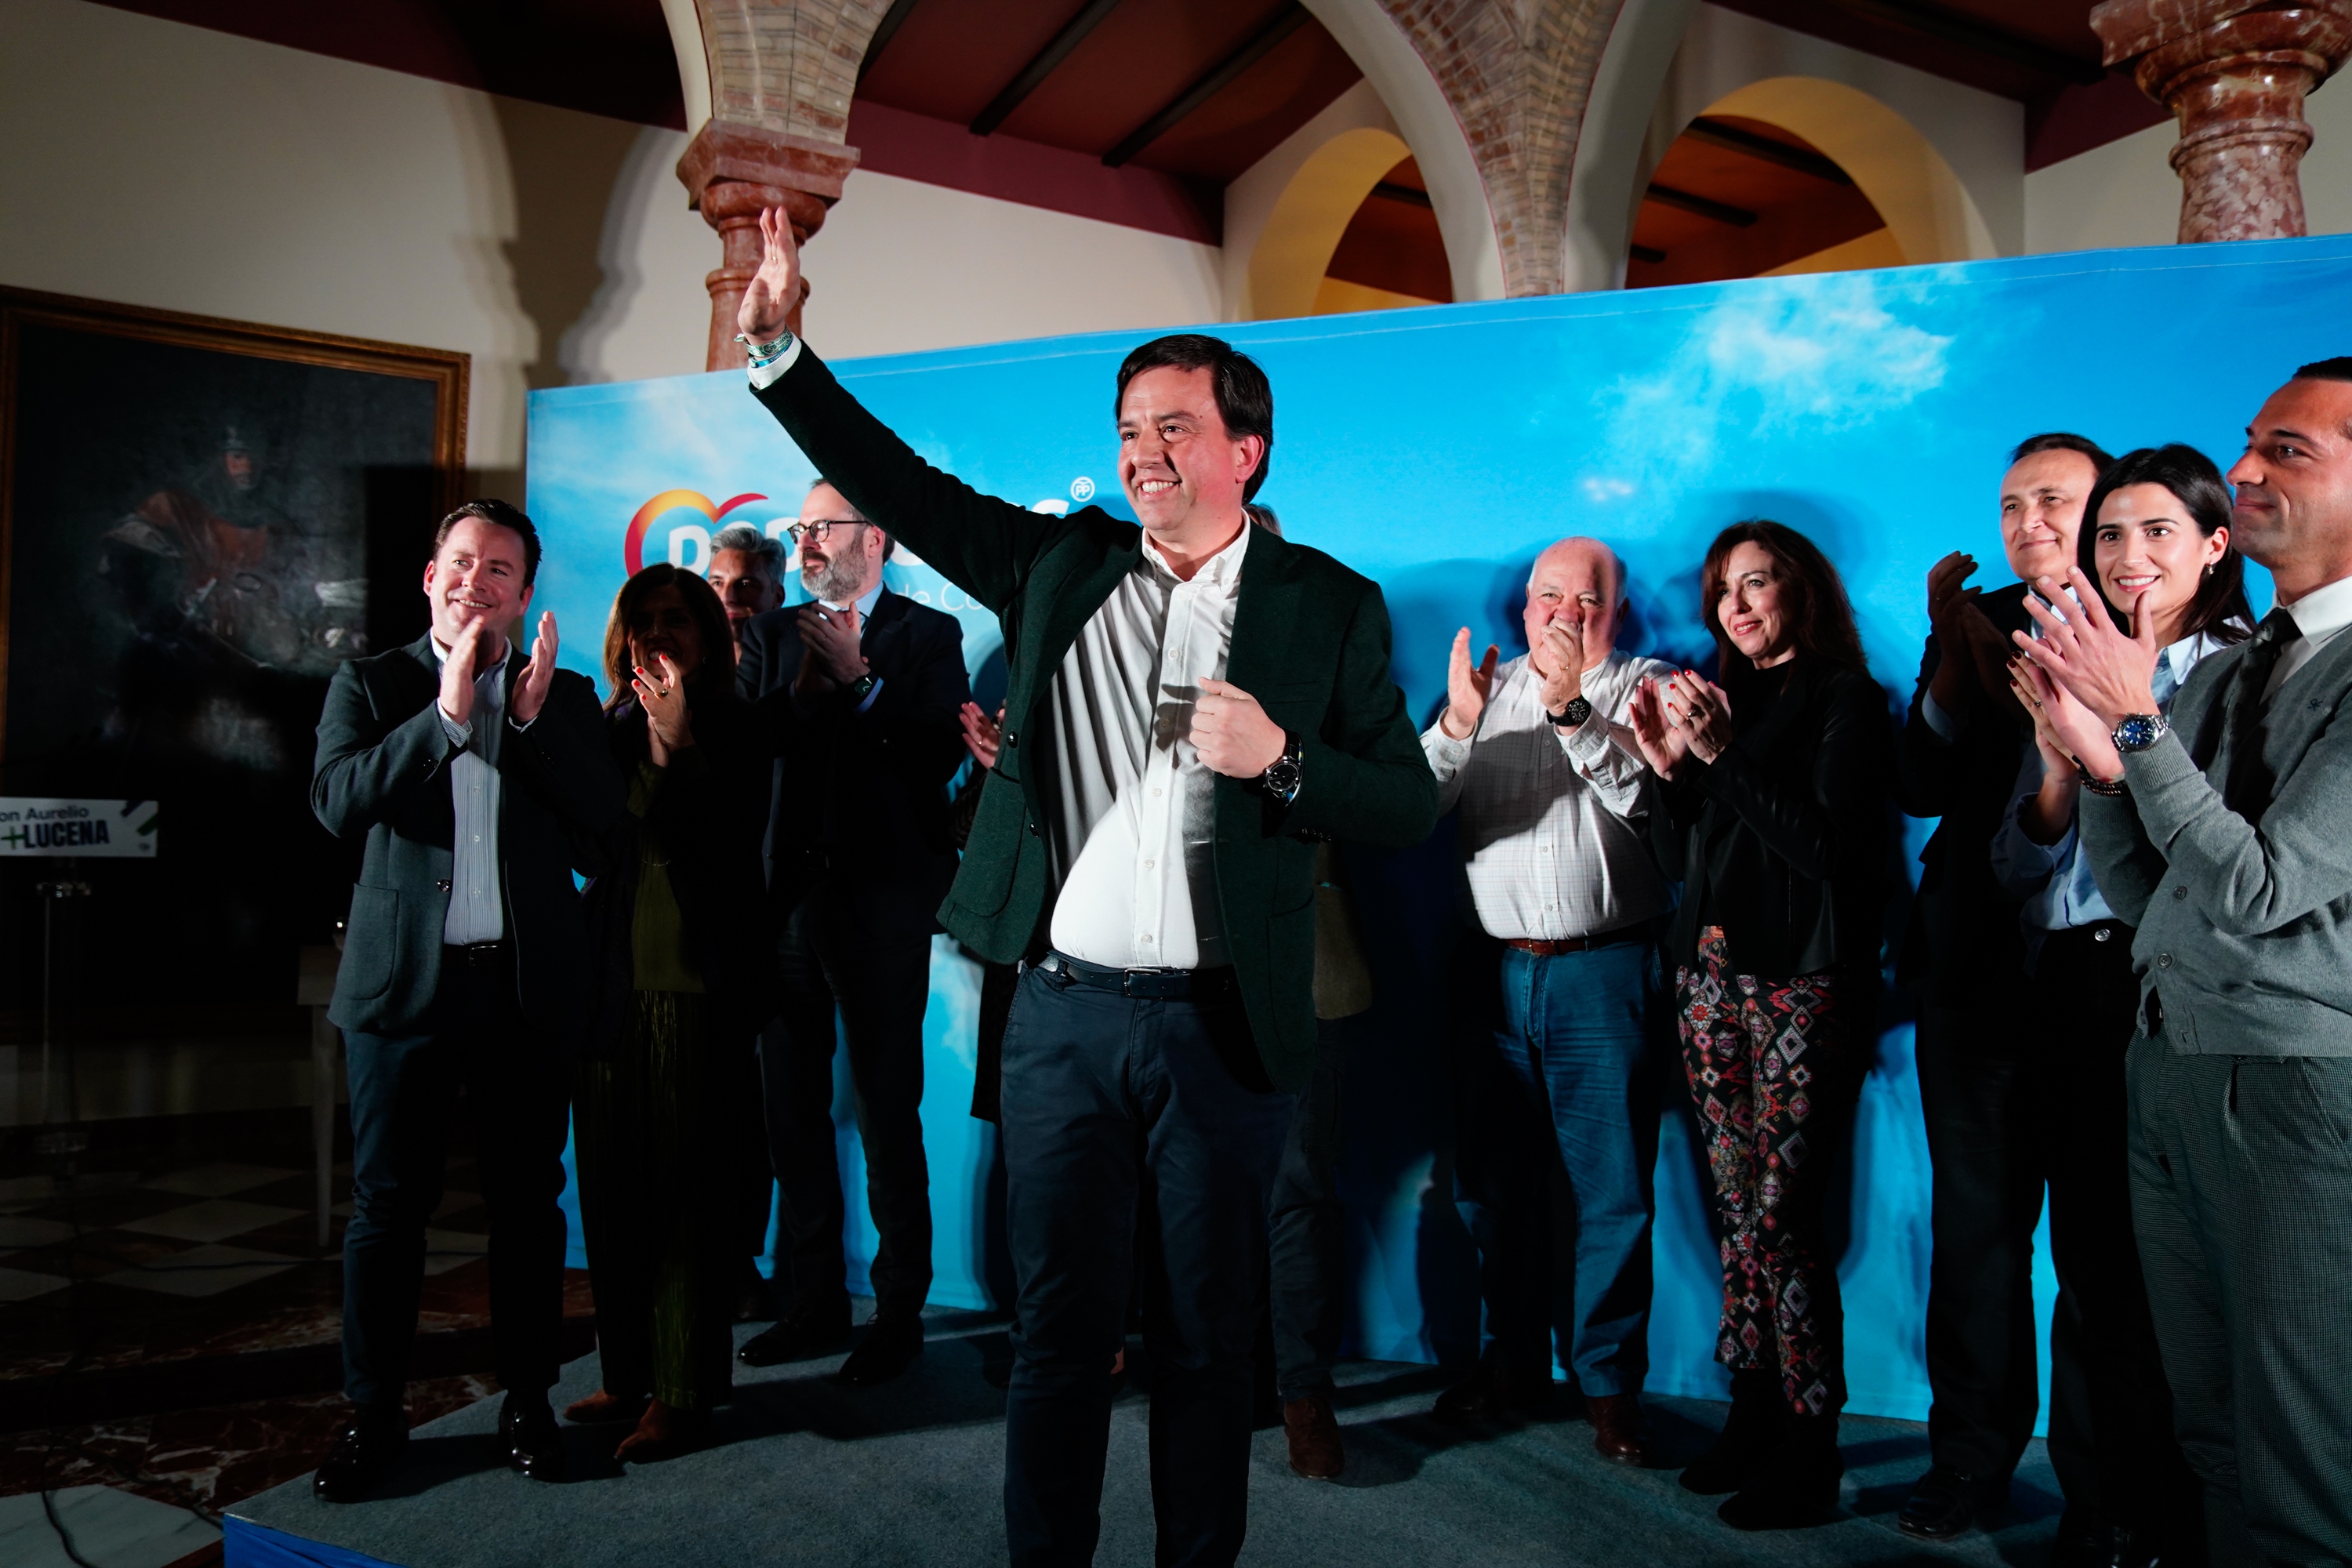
left=438, top=617, right=485, bottom=728
left=737, top=207, right=804, bottom=343
left=1628, top=677, right=1690, bottom=779
left=794, top=604, right=868, bottom=698
left=631, top=653, right=695, bottom=767
left=1926, top=551, right=1987, bottom=710
left=1193, top=678, right=1286, bottom=779
left=1534, top=618, right=1587, bottom=717
left=2010, top=651, right=2122, bottom=779
left=2012, top=568, right=2160, bottom=729
left=960, top=702, right=1004, bottom=770
left=513, top=612, right=559, bottom=724
left=1438, top=628, right=1501, bottom=739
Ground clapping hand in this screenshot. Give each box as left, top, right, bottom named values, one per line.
left=1662, top=670, right=1733, bottom=764
left=794, top=604, right=868, bottom=699
left=2012, top=568, right=2160, bottom=730
left=1438, top=628, right=1501, bottom=740
left=2009, top=651, right=2123, bottom=780
left=738, top=207, right=804, bottom=343
left=1926, top=552, right=2009, bottom=709
left=513, top=612, right=559, bottom=724
left=1628, top=677, right=1690, bottom=779
left=960, top=702, right=1004, bottom=770
left=632, top=652, right=695, bottom=766
left=1532, top=617, right=1587, bottom=718
left=437, top=617, right=486, bottom=728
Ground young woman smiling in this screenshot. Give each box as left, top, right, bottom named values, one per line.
left=1994, top=445, right=2252, bottom=1563
left=1629, top=520, right=1893, bottom=1530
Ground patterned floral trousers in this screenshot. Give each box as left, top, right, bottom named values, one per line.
left=1675, top=927, right=1864, bottom=1417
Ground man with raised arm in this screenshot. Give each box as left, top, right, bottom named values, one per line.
left=309, top=500, right=623, bottom=1501
left=2015, top=360, right=2352, bottom=1564
left=735, top=210, right=1436, bottom=1567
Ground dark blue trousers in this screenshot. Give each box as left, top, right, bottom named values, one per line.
left=999, top=964, right=1295, bottom=1568
left=341, top=946, right=570, bottom=1410
left=1269, top=1015, right=1350, bottom=1403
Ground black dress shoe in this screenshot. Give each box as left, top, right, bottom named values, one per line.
left=501, top=1392, right=565, bottom=1483
left=1898, top=1465, right=2006, bottom=1540
left=739, top=1299, right=855, bottom=1367
left=838, top=1311, right=925, bottom=1387
left=1716, top=1413, right=1843, bottom=1531
left=2048, top=1508, right=2120, bottom=1568
left=1433, top=1359, right=1548, bottom=1424
left=312, top=1408, right=407, bottom=1502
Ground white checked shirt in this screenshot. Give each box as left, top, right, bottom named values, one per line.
left=1036, top=523, right=1252, bottom=970
left=1421, top=649, right=1673, bottom=941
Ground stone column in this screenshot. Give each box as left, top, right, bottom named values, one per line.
left=677, top=121, right=861, bottom=370
left=2092, top=0, right=2352, bottom=243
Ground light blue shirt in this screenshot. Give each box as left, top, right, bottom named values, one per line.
left=1989, top=631, right=2227, bottom=951
left=432, top=637, right=514, bottom=946
left=814, top=581, right=885, bottom=714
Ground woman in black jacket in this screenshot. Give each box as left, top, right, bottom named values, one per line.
left=564, top=564, right=775, bottom=1461
left=1631, top=520, right=1892, bottom=1530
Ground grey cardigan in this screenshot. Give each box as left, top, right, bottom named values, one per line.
left=2081, top=622, right=2352, bottom=1055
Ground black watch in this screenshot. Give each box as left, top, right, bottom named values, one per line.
left=1548, top=695, right=1593, bottom=728
left=847, top=673, right=878, bottom=704
left=1259, top=731, right=1304, bottom=807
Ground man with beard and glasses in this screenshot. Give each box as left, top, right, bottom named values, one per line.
left=734, top=479, right=972, bottom=1385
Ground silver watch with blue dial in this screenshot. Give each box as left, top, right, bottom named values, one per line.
left=2111, top=712, right=2169, bottom=753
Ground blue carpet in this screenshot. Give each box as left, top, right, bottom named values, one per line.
left=227, top=1315, right=2067, bottom=1566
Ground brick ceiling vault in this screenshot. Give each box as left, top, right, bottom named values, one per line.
left=1374, top=0, right=1633, bottom=296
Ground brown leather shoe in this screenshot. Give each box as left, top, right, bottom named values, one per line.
left=613, top=1399, right=710, bottom=1463
left=1283, top=1389, right=1346, bottom=1479
left=563, top=1389, right=648, bottom=1425
left=1587, top=1392, right=1646, bottom=1465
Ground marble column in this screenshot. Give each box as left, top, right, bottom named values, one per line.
left=676, top=122, right=861, bottom=371
left=2092, top=1, right=2352, bottom=243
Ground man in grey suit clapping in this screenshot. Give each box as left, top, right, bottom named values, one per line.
left=2014, top=360, right=2352, bottom=1566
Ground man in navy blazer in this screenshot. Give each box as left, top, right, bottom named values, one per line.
left=735, top=480, right=971, bottom=1385
left=308, top=500, right=622, bottom=1500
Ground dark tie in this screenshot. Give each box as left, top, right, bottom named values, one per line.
left=2220, top=608, right=2297, bottom=821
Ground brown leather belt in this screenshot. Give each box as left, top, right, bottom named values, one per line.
left=1503, top=925, right=1647, bottom=957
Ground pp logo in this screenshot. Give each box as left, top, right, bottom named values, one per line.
left=1070, top=476, right=1095, bottom=503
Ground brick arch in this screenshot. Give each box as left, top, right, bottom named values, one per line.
left=1317, top=0, right=1633, bottom=299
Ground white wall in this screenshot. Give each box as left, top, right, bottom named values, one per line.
left=804, top=171, right=1222, bottom=357
left=2026, top=80, right=2352, bottom=255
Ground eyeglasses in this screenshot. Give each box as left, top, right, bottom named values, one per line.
left=785, top=518, right=865, bottom=546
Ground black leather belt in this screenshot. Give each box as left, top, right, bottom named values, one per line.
left=443, top=940, right=510, bottom=967
left=1036, top=949, right=1238, bottom=1000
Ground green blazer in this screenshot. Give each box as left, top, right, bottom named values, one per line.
left=752, top=350, right=1437, bottom=1089
left=310, top=634, right=624, bottom=1040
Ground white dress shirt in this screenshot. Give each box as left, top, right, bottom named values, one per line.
left=1037, top=523, right=1251, bottom=970
left=431, top=637, right=512, bottom=946
left=2263, top=571, right=2352, bottom=701
left=1421, top=649, right=1673, bottom=941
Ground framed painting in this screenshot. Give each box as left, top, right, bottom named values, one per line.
left=0, top=287, right=466, bottom=1034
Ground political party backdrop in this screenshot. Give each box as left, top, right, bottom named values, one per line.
left=525, top=234, right=2345, bottom=1424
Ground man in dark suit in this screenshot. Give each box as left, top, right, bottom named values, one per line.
left=2031, top=359, right=2352, bottom=1567
left=1894, top=434, right=2121, bottom=1553
left=733, top=209, right=1437, bottom=1567
left=733, top=479, right=971, bottom=1386
left=308, top=499, right=623, bottom=1500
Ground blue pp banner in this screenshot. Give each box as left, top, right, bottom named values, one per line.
left=526, top=235, right=2347, bottom=1420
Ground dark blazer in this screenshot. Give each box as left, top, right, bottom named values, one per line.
left=735, top=587, right=971, bottom=937
left=1893, top=583, right=2036, bottom=1004
left=311, top=633, right=625, bottom=1039
left=1661, top=654, right=1893, bottom=980
left=576, top=687, right=779, bottom=1056
left=750, top=348, right=1439, bottom=1090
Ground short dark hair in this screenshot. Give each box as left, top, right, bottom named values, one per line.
left=602, top=562, right=735, bottom=711
left=1113, top=335, right=1274, bottom=501
left=2292, top=357, right=2352, bottom=383
left=2076, top=444, right=2255, bottom=647
left=434, top=499, right=542, bottom=586
left=2009, top=431, right=2114, bottom=473
left=1700, top=519, right=1869, bottom=672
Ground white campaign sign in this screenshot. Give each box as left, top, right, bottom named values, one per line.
left=0, top=799, right=158, bottom=858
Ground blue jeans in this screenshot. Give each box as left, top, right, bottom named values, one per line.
left=998, top=963, right=1295, bottom=1568
left=1454, top=937, right=1657, bottom=1395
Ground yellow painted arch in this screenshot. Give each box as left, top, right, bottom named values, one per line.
left=1246, top=125, right=1414, bottom=321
